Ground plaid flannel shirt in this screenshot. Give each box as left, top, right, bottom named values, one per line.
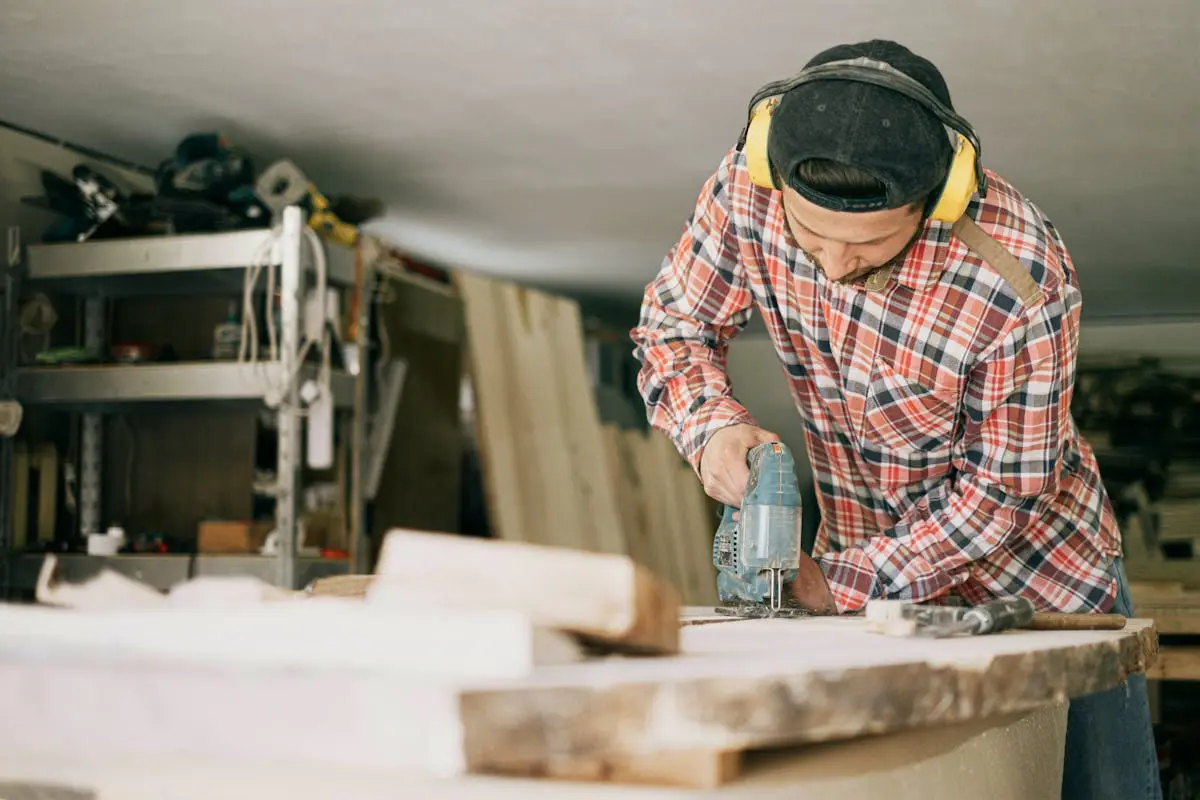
left=632, top=147, right=1122, bottom=615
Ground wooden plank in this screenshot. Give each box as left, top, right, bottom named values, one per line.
left=1130, top=580, right=1200, bottom=634
left=603, top=427, right=654, bottom=571
left=499, top=283, right=581, bottom=549
left=1121, top=558, right=1200, bottom=588
left=1146, top=645, right=1200, bottom=681
left=307, top=573, right=373, bottom=598
left=630, top=432, right=686, bottom=595
left=1130, top=580, right=1192, bottom=604
left=1156, top=499, right=1200, bottom=541
left=367, top=529, right=680, bottom=655
left=648, top=432, right=693, bottom=600
left=548, top=301, right=626, bottom=556
left=455, top=272, right=531, bottom=545
left=455, top=271, right=625, bottom=556
left=674, top=458, right=718, bottom=607
left=1135, top=606, right=1200, bottom=635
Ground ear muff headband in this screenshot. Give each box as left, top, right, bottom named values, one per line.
left=737, top=57, right=986, bottom=223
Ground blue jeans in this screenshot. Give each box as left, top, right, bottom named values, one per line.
left=1061, top=557, right=1162, bottom=799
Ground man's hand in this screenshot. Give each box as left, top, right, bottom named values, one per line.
left=791, top=552, right=837, bottom=614
left=698, top=423, right=782, bottom=506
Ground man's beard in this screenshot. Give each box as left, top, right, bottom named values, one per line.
left=800, top=227, right=924, bottom=286
left=799, top=249, right=887, bottom=285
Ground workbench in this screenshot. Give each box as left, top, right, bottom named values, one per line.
left=0, top=600, right=1157, bottom=798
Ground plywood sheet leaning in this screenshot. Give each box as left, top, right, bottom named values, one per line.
left=601, top=426, right=655, bottom=571
left=603, top=425, right=718, bottom=606
left=455, top=271, right=625, bottom=556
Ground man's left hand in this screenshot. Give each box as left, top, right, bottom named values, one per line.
left=791, top=552, right=837, bottom=614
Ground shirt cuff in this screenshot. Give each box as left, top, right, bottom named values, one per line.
left=818, top=549, right=880, bottom=614
left=676, top=396, right=757, bottom=473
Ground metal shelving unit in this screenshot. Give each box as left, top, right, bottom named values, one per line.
left=0, top=226, right=22, bottom=589
left=15, top=362, right=355, bottom=407
left=4, top=206, right=374, bottom=591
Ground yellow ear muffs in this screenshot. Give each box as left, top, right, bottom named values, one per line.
left=926, top=133, right=979, bottom=223
left=743, top=95, right=780, bottom=189
left=737, top=59, right=988, bottom=222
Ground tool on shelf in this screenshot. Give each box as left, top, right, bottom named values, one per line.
left=712, top=441, right=807, bottom=619
left=254, top=159, right=382, bottom=249
left=865, top=597, right=1128, bottom=638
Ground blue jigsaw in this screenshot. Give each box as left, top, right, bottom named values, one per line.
left=711, top=441, right=807, bottom=618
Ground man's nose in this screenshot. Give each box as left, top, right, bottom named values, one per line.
left=820, top=242, right=857, bottom=279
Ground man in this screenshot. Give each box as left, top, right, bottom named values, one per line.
left=631, top=40, right=1160, bottom=799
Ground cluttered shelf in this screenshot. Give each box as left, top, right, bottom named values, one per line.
left=15, top=361, right=355, bottom=407
left=23, top=224, right=359, bottom=296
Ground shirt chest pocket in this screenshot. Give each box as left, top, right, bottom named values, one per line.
left=859, top=358, right=961, bottom=455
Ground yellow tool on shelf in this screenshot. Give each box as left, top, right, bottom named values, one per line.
left=255, top=159, right=376, bottom=248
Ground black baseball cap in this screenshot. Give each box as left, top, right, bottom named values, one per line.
left=767, top=40, right=955, bottom=212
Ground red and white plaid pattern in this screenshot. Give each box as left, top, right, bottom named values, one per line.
left=631, top=148, right=1121, bottom=614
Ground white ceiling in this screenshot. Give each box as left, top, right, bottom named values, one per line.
left=1, top=0, right=1197, bottom=318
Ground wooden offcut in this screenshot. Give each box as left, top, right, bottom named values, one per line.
left=365, top=529, right=681, bottom=655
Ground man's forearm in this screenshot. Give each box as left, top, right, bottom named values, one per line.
left=814, top=474, right=1042, bottom=613
left=632, top=326, right=757, bottom=471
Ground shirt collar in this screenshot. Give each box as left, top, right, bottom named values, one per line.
left=881, top=218, right=956, bottom=293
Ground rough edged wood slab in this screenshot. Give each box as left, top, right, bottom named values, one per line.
left=454, top=617, right=1157, bottom=781
left=0, top=615, right=1153, bottom=790
left=366, top=529, right=681, bottom=655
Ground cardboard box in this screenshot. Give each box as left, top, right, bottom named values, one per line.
left=197, top=520, right=273, bottom=554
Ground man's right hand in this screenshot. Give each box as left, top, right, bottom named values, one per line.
left=698, top=423, right=782, bottom=506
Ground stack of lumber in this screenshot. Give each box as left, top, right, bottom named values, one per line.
left=1130, top=580, right=1200, bottom=682
left=454, top=270, right=716, bottom=604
